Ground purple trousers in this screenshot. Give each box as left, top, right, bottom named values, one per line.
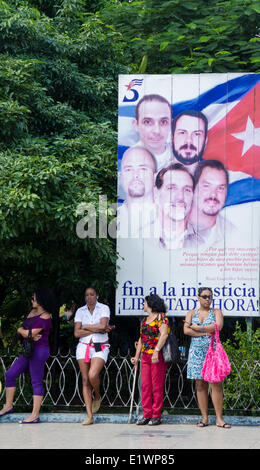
left=5, top=347, right=50, bottom=396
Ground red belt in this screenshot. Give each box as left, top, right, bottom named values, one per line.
left=80, top=342, right=109, bottom=363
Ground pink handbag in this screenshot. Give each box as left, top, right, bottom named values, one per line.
left=202, top=323, right=231, bottom=383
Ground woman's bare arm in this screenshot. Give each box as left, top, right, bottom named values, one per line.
left=74, top=317, right=109, bottom=338
left=74, top=322, right=92, bottom=338
left=183, top=310, right=208, bottom=337
left=184, top=309, right=224, bottom=336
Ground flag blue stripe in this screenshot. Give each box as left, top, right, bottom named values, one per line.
left=117, top=145, right=129, bottom=170
left=225, top=178, right=260, bottom=207
left=119, top=105, right=136, bottom=118
left=172, top=74, right=260, bottom=118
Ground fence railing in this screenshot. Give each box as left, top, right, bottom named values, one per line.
left=0, top=350, right=259, bottom=414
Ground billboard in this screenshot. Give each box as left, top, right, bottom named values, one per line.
left=116, top=74, right=260, bottom=317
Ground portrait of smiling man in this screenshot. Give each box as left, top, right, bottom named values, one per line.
left=154, top=163, right=199, bottom=249
left=133, top=94, right=172, bottom=170
left=172, top=110, right=208, bottom=174
left=189, top=159, right=235, bottom=246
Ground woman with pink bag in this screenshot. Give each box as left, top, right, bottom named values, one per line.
left=184, top=287, right=231, bottom=429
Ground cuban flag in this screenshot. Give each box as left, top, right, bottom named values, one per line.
left=172, top=74, right=260, bottom=207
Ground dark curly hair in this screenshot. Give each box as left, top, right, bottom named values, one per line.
left=85, top=286, right=99, bottom=295
left=34, top=287, right=57, bottom=315
left=145, top=294, right=167, bottom=313
left=198, top=287, right=213, bottom=296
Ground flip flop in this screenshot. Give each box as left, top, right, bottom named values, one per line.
left=197, top=421, right=209, bottom=427
left=217, top=422, right=231, bottom=429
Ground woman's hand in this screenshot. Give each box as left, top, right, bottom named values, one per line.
left=17, top=327, right=43, bottom=340
left=33, top=334, right=42, bottom=342
left=130, top=356, right=139, bottom=367
left=105, top=325, right=115, bottom=333
left=189, top=323, right=200, bottom=332
left=151, top=351, right=159, bottom=363
left=188, top=322, right=215, bottom=336
left=131, top=337, right=142, bottom=367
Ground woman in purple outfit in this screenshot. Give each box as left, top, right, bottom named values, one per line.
left=0, top=287, right=56, bottom=423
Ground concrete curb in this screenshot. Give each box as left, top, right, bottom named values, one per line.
left=1, top=413, right=259, bottom=426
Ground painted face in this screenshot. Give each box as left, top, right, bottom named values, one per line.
left=158, top=170, right=194, bottom=222
left=121, top=148, right=155, bottom=199
left=173, top=115, right=206, bottom=165
left=134, top=100, right=171, bottom=155
left=195, top=167, right=227, bottom=216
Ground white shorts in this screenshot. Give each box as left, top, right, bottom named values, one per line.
left=76, top=342, right=110, bottom=363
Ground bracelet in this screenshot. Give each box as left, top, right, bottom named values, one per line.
left=201, top=325, right=205, bottom=332
left=155, top=346, right=160, bottom=352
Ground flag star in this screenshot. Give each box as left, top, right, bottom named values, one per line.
left=232, top=116, right=260, bottom=156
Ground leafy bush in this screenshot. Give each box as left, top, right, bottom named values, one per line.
left=222, top=324, right=260, bottom=413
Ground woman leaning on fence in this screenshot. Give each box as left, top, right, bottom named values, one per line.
left=0, top=287, right=57, bottom=423
left=131, top=294, right=169, bottom=426
left=74, top=286, right=114, bottom=426
left=184, top=287, right=231, bottom=429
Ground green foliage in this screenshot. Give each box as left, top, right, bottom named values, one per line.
left=98, top=0, right=260, bottom=73
left=222, top=324, right=260, bottom=412
left=0, top=0, right=129, bottom=314
left=0, top=296, right=29, bottom=349
left=223, top=322, right=260, bottom=361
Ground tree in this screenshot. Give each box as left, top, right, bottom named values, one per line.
left=98, top=0, right=260, bottom=73
left=0, top=1, right=130, bottom=345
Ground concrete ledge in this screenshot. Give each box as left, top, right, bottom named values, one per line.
left=1, top=413, right=259, bottom=426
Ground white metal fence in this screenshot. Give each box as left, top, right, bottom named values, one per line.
left=0, top=350, right=259, bottom=414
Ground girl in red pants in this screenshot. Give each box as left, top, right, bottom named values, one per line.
left=131, top=294, right=169, bottom=425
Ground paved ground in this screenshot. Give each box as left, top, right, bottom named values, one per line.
left=0, top=415, right=259, bottom=450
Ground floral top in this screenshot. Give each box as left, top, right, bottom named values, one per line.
left=140, top=314, right=170, bottom=354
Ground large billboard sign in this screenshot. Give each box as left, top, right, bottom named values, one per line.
left=116, top=74, right=260, bottom=317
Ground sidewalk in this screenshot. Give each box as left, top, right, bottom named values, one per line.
left=0, top=414, right=259, bottom=450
